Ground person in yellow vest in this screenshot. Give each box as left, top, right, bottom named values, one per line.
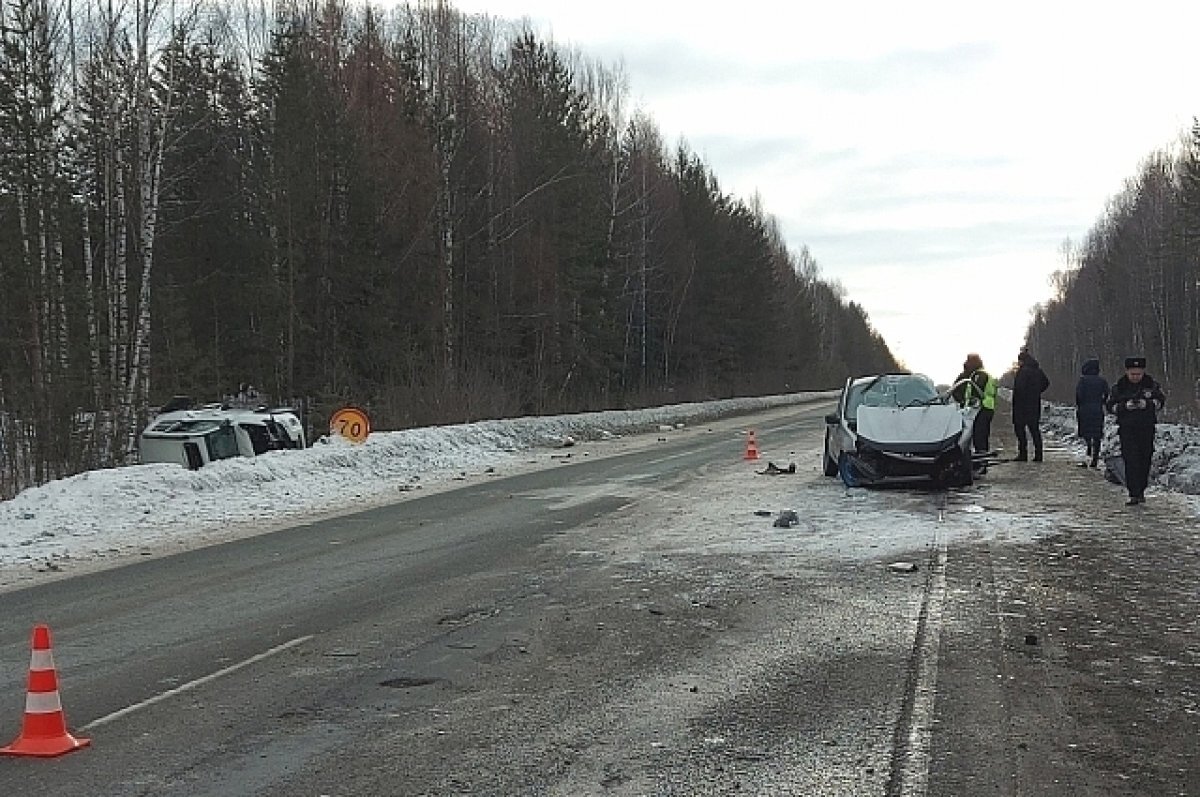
left=951, top=353, right=997, bottom=454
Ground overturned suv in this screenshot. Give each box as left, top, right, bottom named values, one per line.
left=823, top=372, right=983, bottom=488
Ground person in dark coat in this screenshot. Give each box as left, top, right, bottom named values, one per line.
left=1010, top=349, right=1050, bottom=461
left=1105, top=356, right=1166, bottom=506
left=1075, top=358, right=1109, bottom=468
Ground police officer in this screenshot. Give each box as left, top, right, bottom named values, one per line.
left=952, top=353, right=997, bottom=454
left=1105, top=356, right=1166, bottom=506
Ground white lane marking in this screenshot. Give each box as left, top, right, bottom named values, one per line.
left=642, top=450, right=697, bottom=466
left=898, top=538, right=948, bottom=797
left=80, top=635, right=313, bottom=731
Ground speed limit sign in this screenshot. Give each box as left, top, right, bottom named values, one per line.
left=329, top=406, right=371, bottom=443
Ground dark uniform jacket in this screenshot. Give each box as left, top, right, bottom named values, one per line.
left=1105, top=375, right=1165, bottom=432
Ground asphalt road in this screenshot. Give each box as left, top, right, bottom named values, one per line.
left=0, top=401, right=1196, bottom=796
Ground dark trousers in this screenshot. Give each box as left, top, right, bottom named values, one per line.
left=1013, top=420, right=1043, bottom=458
left=1119, top=426, right=1154, bottom=499
left=972, top=408, right=994, bottom=454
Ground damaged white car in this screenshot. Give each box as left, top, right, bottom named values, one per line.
left=823, top=372, right=986, bottom=488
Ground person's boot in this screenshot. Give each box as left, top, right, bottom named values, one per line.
left=1090, top=452, right=1099, bottom=468
left=1014, top=451, right=1027, bottom=462
left=1032, top=450, right=1043, bottom=462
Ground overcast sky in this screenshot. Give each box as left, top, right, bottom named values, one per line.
left=452, top=0, right=1200, bottom=380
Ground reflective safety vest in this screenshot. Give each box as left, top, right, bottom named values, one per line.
left=966, top=369, right=997, bottom=411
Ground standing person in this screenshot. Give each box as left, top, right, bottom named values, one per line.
left=1075, top=358, right=1109, bottom=468
left=1105, top=356, right=1166, bottom=506
left=952, top=353, right=997, bottom=455
left=1011, top=349, right=1051, bottom=461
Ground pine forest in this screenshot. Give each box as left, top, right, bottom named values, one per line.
left=0, top=0, right=899, bottom=498
left=1025, top=127, right=1200, bottom=419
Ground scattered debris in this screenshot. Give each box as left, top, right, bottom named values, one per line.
left=1024, top=634, right=1039, bottom=646
left=757, top=461, right=797, bottom=475
left=753, top=510, right=773, bottom=517
left=380, top=676, right=443, bottom=688
left=888, top=561, right=919, bottom=573
left=773, top=510, right=800, bottom=528
left=559, top=435, right=576, bottom=448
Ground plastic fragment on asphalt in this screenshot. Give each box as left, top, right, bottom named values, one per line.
left=773, top=510, right=800, bottom=527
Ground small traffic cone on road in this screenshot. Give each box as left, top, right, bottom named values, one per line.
left=1, top=625, right=90, bottom=757
left=744, top=429, right=761, bottom=461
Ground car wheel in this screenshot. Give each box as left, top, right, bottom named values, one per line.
left=823, top=431, right=839, bottom=476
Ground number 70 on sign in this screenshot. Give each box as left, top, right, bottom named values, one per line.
left=329, top=407, right=371, bottom=443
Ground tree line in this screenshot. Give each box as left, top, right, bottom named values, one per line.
left=0, top=0, right=897, bottom=498
left=1025, top=122, right=1200, bottom=419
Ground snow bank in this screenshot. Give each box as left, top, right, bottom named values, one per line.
left=1040, top=403, right=1200, bottom=494
left=0, top=392, right=832, bottom=576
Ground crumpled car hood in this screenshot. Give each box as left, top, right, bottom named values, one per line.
left=856, top=405, right=965, bottom=446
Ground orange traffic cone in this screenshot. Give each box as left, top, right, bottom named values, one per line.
left=744, top=429, right=760, bottom=461
left=1, top=625, right=90, bottom=757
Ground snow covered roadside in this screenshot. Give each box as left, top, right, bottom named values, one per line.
left=1039, top=401, right=1200, bottom=500
left=0, top=392, right=834, bottom=586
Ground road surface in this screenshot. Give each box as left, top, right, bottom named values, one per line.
left=0, top=401, right=1195, bottom=796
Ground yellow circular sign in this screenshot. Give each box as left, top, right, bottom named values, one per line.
left=329, top=407, right=371, bottom=443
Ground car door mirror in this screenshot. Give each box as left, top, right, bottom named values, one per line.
left=824, top=413, right=840, bottom=425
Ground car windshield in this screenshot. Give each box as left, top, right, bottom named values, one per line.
left=150, top=418, right=222, bottom=434
left=846, top=375, right=939, bottom=419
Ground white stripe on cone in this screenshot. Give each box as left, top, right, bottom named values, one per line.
left=30, top=650, right=54, bottom=670
left=24, top=692, right=64, bottom=715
